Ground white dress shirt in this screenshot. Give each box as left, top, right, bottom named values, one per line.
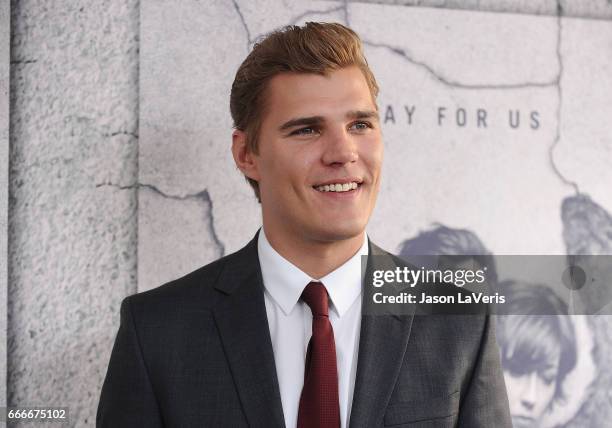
left=258, top=229, right=368, bottom=428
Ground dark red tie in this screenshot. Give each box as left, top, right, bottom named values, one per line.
left=297, top=282, right=341, bottom=428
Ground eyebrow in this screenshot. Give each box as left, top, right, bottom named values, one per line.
left=347, top=110, right=379, bottom=121
left=278, top=110, right=379, bottom=132
left=278, top=116, right=324, bottom=132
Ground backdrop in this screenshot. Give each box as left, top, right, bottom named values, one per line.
left=138, top=1, right=612, bottom=427
left=5, top=0, right=612, bottom=426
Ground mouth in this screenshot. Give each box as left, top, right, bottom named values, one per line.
left=511, top=416, right=536, bottom=428
left=312, top=179, right=363, bottom=193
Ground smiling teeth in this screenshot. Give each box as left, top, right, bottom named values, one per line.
left=316, top=182, right=359, bottom=192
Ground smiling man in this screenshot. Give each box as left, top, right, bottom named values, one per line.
left=97, top=22, right=511, bottom=427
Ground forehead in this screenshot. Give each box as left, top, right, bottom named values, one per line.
left=262, top=66, right=376, bottom=122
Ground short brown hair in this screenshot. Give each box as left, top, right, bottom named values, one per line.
left=229, top=22, right=379, bottom=201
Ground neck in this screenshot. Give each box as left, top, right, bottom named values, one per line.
left=262, top=227, right=366, bottom=279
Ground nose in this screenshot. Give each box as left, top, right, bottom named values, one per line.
left=321, top=127, right=358, bottom=166
left=519, top=373, right=538, bottom=411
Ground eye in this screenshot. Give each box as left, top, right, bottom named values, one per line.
left=539, top=373, right=556, bottom=385
left=350, top=121, right=373, bottom=132
left=290, top=127, right=318, bottom=136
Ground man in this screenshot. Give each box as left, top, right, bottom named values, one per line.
left=97, top=22, right=511, bottom=427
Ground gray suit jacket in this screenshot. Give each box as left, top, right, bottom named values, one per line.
left=97, top=233, right=511, bottom=427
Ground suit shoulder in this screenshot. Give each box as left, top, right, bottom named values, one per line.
left=136, top=257, right=225, bottom=300
left=125, top=241, right=255, bottom=315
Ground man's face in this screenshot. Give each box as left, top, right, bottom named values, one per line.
left=252, top=66, right=383, bottom=244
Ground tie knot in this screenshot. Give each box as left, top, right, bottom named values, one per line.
left=301, top=282, right=329, bottom=317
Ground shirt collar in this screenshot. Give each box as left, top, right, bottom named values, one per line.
left=257, top=228, right=368, bottom=318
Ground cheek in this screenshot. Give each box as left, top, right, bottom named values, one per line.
left=258, top=146, right=289, bottom=181
left=264, top=142, right=314, bottom=172
left=296, top=148, right=319, bottom=173
left=502, top=372, right=521, bottom=404
left=540, top=380, right=556, bottom=403
left=361, top=136, right=384, bottom=172
left=258, top=149, right=314, bottom=200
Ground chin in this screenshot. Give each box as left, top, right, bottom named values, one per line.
left=310, top=222, right=366, bottom=243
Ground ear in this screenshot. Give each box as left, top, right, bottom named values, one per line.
left=231, top=130, right=261, bottom=182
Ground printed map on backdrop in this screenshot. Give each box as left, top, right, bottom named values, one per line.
left=139, top=1, right=612, bottom=427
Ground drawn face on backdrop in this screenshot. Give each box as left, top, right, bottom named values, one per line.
left=503, top=359, right=560, bottom=428
left=236, top=66, right=383, bottom=246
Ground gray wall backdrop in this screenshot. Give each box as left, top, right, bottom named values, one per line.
left=8, top=0, right=138, bottom=425
left=4, top=0, right=612, bottom=427
left=1, top=0, right=9, bottom=420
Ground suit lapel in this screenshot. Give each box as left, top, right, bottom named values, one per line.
left=213, top=234, right=286, bottom=428
left=349, top=242, right=415, bottom=428
left=211, top=236, right=413, bottom=428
